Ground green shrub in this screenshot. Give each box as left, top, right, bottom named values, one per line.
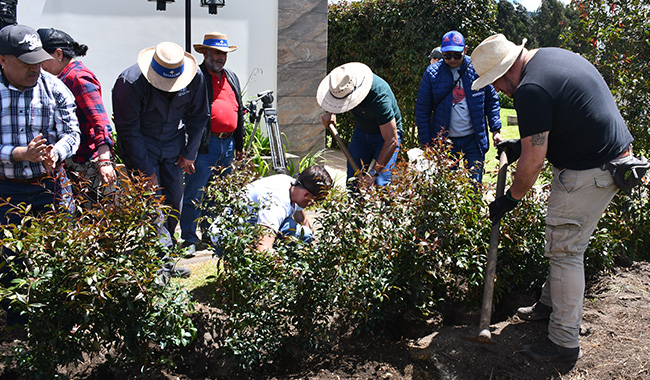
left=0, top=173, right=195, bottom=378
left=197, top=139, right=650, bottom=373
left=199, top=165, right=338, bottom=371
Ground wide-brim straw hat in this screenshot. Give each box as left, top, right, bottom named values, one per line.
left=471, top=34, right=527, bottom=91
left=193, top=31, right=237, bottom=54
left=137, top=41, right=198, bottom=92
left=317, top=62, right=373, bottom=114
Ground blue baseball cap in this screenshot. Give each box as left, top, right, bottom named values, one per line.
left=441, top=30, right=466, bottom=52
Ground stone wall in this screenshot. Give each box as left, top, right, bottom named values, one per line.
left=277, top=0, right=328, bottom=158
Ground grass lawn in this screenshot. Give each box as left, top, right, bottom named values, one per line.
left=484, top=108, right=519, bottom=183
left=173, top=258, right=224, bottom=292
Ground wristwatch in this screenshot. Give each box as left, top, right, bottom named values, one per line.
left=368, top=168, right=378, bottom=177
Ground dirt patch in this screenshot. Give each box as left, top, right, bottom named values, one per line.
left=2, top=262, right=650, bottom=379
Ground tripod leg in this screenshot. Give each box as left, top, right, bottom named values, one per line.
left=245, top=111, right=263, bottom=153
left=263, top=108, right=287, bottom=174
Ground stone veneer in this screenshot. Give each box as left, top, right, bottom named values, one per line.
left=277, top=0, right=328, bottom=158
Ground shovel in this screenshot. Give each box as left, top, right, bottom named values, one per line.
left=465, top=150, right=509, bottom=344
left=326, top=123, right=360, bottom=173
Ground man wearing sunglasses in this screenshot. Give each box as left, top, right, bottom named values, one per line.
left=415, top=30, right=503, bottom=183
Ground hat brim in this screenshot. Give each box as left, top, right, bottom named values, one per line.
left=193, top=44, right=237, bottom=54
left=17, top=49, right=54, bottom=65
left=137, top=47, right=198, bottom=92
left=471, top=40, right=526, bottom=91
left=316, top=62, right=373, bottom=114
left=441, top=46, right=465, bottom=52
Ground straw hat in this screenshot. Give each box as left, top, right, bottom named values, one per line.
left=137, top=41, right=198, bottom=92
left=193, top=31, right=237, bottom=54
left=316, top=62, right=373, bottom=114
left=471, top=34, right=527, bottom=91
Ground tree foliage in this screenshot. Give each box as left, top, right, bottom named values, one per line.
left=568, top=0, right=650, bottom=153
left=496, top=0, right=532, bottom=47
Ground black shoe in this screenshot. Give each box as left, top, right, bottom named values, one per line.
left=196, top=240, right=211, bottom=252
left=522, top=339, right=582, bottom=363
left=161, top=262, right=191, bottom=278
left=517, top=302, right=552, bottom=321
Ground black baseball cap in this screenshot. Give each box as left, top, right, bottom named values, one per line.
left=429, top=46, right=442, bottom=60
left=0, top=24, right=53, bottom=64
left=37, top=28, right=74, bottom=52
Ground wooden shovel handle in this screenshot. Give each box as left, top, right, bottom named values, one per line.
left=478, top=151, right=510, bottom=338
left=326, top=123, right=360, bottom=173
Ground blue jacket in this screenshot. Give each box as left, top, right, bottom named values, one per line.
left=415, top=56, right=501, bottom=154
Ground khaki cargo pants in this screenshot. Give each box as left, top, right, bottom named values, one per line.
left=537, top=166, right=618, bottom=349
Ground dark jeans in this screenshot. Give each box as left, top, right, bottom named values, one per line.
left=347, top=128, right=403, bottom=186
left=0, top=178, right=60, bottom=326
left=180, top=136, right=234, bottom=244
left=449, top=134, right=485, bottom=183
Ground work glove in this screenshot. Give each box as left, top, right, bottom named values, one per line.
left=496, top=139, right=522, bottom=164
left=489, top=189, right=519, bottom=224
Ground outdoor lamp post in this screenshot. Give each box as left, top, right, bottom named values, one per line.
left=145, top=0, right=225, bottom=51
left=149, top=0, right=175, bottom=11
left=200, top=0, right=225, bottom=15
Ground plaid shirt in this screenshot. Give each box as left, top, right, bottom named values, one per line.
left=0, top=70, right=80, bottom=179
left=58, top=61, right=113, bottom=163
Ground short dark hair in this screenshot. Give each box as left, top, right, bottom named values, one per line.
left=295, top=165, right=333, bottom=199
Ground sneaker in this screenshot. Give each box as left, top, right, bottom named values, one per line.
left=517, top=302, right=552, bottom=321
left=161, top=262, right=191, bottom=278
left=180, top=241, right=197, bottom=258
left=522, top=339, right=582, bottom=362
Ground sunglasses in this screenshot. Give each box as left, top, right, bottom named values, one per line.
left=296, top=180, right=326, bottom=200
left=442, top=52, right=463, bottom=60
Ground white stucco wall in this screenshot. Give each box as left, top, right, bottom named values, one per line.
left=18, top=0, right=278, bottom=119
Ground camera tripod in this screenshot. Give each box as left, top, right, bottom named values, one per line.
left=245, top=90, right=287, bottom=174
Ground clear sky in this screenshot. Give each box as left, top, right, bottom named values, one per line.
left=327, top=0, right=572, bottom=13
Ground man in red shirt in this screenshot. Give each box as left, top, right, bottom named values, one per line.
left=180, top=31, right=245, bottom=255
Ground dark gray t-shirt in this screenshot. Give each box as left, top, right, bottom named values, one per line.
left=514, top=48, right=633, bottom=170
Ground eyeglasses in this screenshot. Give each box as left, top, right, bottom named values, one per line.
left=442, top=52, right=463, bottom=60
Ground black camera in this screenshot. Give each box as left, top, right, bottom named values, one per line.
left=0, top=0, right=17, bottom=29
left=258, top=90, right=274, bottom=109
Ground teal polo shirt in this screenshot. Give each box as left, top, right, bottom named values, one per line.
left=351, top=74, right=402, bottom=134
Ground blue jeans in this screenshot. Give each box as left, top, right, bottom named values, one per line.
left=449, top=134, right=484, bottom=183
left=279, top=217, right=313, bottom=243
left=347, top=128, right=402, bottom=186
left=207, top=216, right=312, bottom=257
left=180, top=136, right=234, bottom=244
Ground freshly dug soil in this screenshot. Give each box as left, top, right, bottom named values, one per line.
left=2, top=261, right=649, bottom=379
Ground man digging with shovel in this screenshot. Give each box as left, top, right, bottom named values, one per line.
left=317, top=62, right=402, bottom=188
left=471, top=34, right=643, bottom=363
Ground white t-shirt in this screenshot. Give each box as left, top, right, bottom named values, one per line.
left=244, top=174, right=303, bottom=233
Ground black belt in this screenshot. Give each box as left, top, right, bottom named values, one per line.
left=211, top=131, right=234, bottom=139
